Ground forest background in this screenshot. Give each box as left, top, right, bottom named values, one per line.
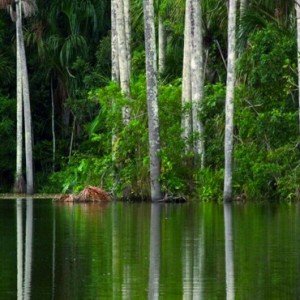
left=0, top=0, right=299, bottom=201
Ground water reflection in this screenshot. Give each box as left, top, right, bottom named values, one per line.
left=16, top=198, right=34, bottom=300
left=1, top=199, right=298, bottom=298
left=16, top=199, right=23, bottom=300
left=224, top=203, right=234, bottom=300
left=148, top=204, right=161, bottom=300
left=182, top=210, right=204, bottom=300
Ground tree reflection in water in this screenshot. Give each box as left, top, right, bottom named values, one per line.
left=16, top=198, right=33, bottom=300
left=224, top=203, right=234, bottom=300
left=148, top=204, right=161, bottom=300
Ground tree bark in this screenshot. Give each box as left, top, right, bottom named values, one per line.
left=296, top=0, right=300, bottom=134
left=19, top=0, right=34, bottom=194
left=14, top=0, right=25, bottom=192
left=190, top=0, right=205, bottom=166
left=111, top=0, right=120, bottom=84
left=116, top=0, right=131, bottom=124
left=224, top=0, right=237, bottom=202
left=181, top=0, right=192, bottom=151
left=158, top=15, right=166, bottom=76
left=51, top=76, right=56, bottom=172
left=144, top=0, right=163, bottom=201
left=124, top=0, right=131, bottom=78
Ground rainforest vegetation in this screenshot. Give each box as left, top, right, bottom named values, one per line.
left=0, top=0, right=300, bottom=201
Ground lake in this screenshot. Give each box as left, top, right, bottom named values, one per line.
left=0, top=199, right=300, bottom=299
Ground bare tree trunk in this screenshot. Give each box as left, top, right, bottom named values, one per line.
left=296, top=0, right=300, bottom=134
left=124, top=0, right=131, bottom=78
left=19, top=0, right=34, bottom=195
left=51, top=77, right=56, bottom=172
left=144, top=0, right=163, bottom=201
left=111, top=0, right=120, bottom=84
left=181, top=0, right=192, bottom=152
left=158, top=15, right=166, bottom=75
left=190, top=0, right=205, bottom=166
left=116, top=0, right=131, bottom=125
left=224, top=0, right=237, bottom=202
left=14, top=0, right=25, bottom=192
left=111, top=0, right=120, bottom=195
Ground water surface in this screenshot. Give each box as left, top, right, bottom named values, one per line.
left=0, top=199, right=300, bottom=299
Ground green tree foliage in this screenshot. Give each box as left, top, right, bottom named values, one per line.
left=1, top=0, right=300, bottom=200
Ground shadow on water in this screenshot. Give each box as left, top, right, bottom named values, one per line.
left=16, top=198, right=33, bottom=300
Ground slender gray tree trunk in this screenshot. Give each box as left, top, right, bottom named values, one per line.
left=224, top=0, right=237, bottom=202
left=181, top=0, right=192, bottom=151
left=296, top=1, right=300, bottom=134
left=19, top=0, right=34, bottom=194
left=111, top=0, right=120, bottom=196
left=124, top=0, right=131, bottom=78
left=116, top=0, right=131, bottom=124
left=14, top=0, right=25, bottom=192
left=144, top=0, right=163, bottom=201
left=111, top=0, right=120, bottom=84
left=190, top=0, right=205, bottom=166
left=51, top=77, right=56, bottom=172
left=158, top=15, right=166, bottom=75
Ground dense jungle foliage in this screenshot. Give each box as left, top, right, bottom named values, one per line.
left=0, top=0, right=300, bottom=201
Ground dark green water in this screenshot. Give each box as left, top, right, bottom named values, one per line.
left=1, top=199, right=300, bottom=299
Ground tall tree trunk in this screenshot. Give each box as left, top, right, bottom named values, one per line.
left=19, top=0, right=34, bottom=194
left=144, top=0, right=163, bottom=201
left=158, top=15, right=166, bottom=75
left=111, top=0, right=120, bottom=84
left=14, top=0, right=25, bottom=192
left=111, top=0, right=120, bottom=196
left=296, top=0, right=300, bottom=134
left=190, top=0, right=205, bottom=166
left=116, top=0, right=131, bottom=125
left=124, top=0, right=131, bottom=78
left=224, top=0, right=237, bottom=202
left=51, top=77, right=56, bottom=172
left=181, top=0, right=192, bottom=152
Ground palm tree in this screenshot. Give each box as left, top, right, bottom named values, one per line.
left=144, top=0, right=163, bottom=201
left=224, top=0, right=237, bottom=202
left=0, top=0, right=36, bottom=194
left=295, top=0, right=300, bottom=134
left=116, top=0, right=131, bottom=124
left=191, top=0, right=205, bottom=166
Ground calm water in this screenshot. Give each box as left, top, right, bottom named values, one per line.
left=0, top=199, right=300, bottom=299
